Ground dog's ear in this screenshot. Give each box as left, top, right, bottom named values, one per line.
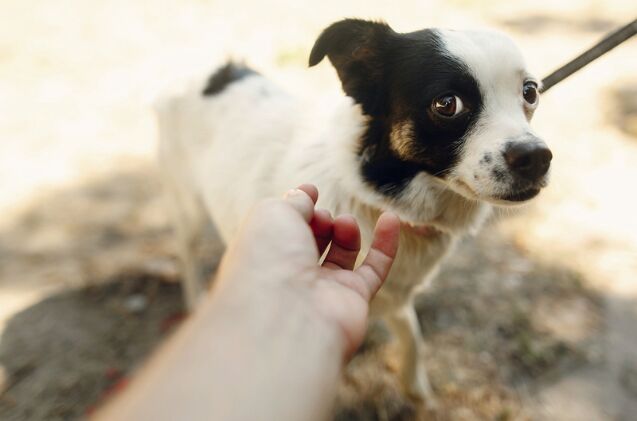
left=309, top=19, right=395, bottom=114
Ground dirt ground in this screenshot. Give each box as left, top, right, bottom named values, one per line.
left=1, top=0, right=636, bottom=420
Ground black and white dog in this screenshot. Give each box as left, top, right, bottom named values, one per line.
left=157, top=19, right=551, bottom=404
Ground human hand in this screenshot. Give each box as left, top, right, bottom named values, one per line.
left=213, top=184, right=400, bottom=358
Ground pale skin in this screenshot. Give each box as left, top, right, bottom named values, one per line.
left=95, top=184, right=400, bottom=421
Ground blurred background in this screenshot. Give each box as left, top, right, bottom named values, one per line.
left=0, top=0, right=636, bottom=419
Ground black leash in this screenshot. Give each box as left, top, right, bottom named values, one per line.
left=540, top=18, right=637, bottom=93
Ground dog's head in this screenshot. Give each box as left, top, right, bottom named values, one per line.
left=310, top=19, right=551, bottom=206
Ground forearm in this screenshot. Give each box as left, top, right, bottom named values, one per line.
left=95, top=288, right=344, bottom=421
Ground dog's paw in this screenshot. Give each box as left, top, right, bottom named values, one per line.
left=404, top=372, right=438, bottom=411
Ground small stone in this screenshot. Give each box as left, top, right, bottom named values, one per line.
left=124, top=294, right=148, bottom=314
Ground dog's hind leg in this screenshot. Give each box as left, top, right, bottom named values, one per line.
left=156, top=95, right=219, bottom=310
left=387, top=304, right=436, bottom=407
left=162, top=172, right=213, bottom=310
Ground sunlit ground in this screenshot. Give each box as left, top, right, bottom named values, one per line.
left=0, top=0, right=636, bottom=419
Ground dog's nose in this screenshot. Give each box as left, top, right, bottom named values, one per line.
left=503, top=142, right=552, bottom=180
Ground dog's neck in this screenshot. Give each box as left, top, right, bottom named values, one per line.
left=322, top=98, right=491, bottom=235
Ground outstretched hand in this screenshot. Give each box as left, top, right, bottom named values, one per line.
left=94, top=184, right=401, bottom=421
left=215, top=184, right=400, bottom=357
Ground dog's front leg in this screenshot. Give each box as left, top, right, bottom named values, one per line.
left=387, top=304, right=436, bottom=407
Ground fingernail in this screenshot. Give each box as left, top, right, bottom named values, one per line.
left=283, top=189, right=304, bottom=199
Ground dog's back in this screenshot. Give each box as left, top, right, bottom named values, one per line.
left=157, top=63, right=305, bottom=242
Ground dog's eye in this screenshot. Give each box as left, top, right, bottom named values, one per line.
left=523, top=81, right=539, bottom=105
left=432, top=95, right=464, bottom=117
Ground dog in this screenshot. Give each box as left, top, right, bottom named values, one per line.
left=156, top=19, right=551, bottom=405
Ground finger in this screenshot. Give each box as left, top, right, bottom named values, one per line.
left=322, top=214, right=361, bottom=271
left=310, top=208, right=333, bottom=255
left=282, top=188, right=315, bottom=222
left=296, top=184, right=318, bottom=204
left=355, top=212, right=400, bottom=299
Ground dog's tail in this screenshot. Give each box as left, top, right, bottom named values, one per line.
left=201, top=61, right=258, bottom=96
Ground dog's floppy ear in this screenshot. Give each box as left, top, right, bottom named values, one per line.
left=309, top=19, right=395, bottom=115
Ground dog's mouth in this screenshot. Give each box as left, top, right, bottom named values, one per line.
left=453, top=179, right=544, bottom=205
left=496, top=186, right=541, bottom=203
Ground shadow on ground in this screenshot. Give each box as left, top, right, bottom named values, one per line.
left=0, top=273, right=184, bottom=420
left=0, top=168, right=613, bottom=420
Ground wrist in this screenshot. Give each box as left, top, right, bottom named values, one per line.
left=194, top=286, right=345, bottom=421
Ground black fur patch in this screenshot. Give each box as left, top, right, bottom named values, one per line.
left=359, top=122, right=422, bottom=196
left=202, top=62, right=257, bottom=96
left=311, top=21, right=483, bottom=196
left=309, top=20, right=394, bottom=116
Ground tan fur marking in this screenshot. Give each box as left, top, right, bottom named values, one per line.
left=389, top=120, right=418, bottom=159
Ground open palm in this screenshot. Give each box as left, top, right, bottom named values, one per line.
left=216, top=184, right=399, bottom=358
left=288, top=185, right=400, bottom=356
